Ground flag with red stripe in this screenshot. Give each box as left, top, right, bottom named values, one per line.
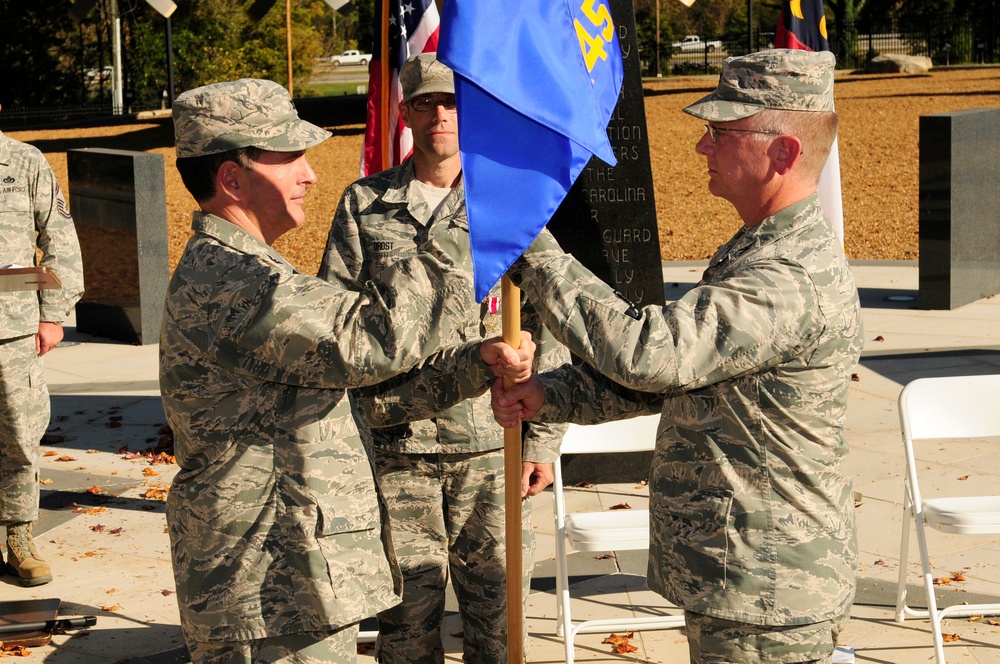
left=361, top=0, right=440, bottom=176
left=774, top=0, right=843, bottom=246
left=775, top=0, right=829, bottom=51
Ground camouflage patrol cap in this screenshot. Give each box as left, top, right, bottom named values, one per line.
left=173, top=78, right=331, bottom=158
left=683, top=49, right=835, bottom=122
left=399, top=53, right=454, bottom=102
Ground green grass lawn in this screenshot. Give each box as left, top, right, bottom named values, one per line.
left=304, top=81, right=368, bottom=97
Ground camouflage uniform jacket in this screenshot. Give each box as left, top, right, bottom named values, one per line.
left=521, top=196, right=864, bottom=626
left=319, top=159, right=568, bottom=462
left=160, top=212, right=497, bottom=643
left=0, top=131, right=84, bottom=339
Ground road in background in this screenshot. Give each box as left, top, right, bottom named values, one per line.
left=310, top=58, right=368, bottom=86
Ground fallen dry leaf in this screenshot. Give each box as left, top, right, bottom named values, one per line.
left=942, top=633, right=961, bottom=643
left=602, top=632, right=639, bottom=654
left=952, top=572, right=966, bottom=582
left=850, top=372, right=860, bottom=382
left=958, top=475, right=970, bottom=481
left=99, top=604, right=122, bottom=612
left=43, top=451, right=58, bottom=457
left=574, top=481, right=595, bottom=488
left=106, top=588, right=117, bottom=594
left=39, top=478, right=54, bottom=485
left=161, top=589, right=175, bottom=596
left=986, top=618, right=1000, bottom=626
left=144, top=484, right=170, bottom=500
left=933, top=577, right=952, bottom=585
left=84, top=507, right=107, bottom=515
left=86, top=486, right=102, bottom=494
left=143, top=467, right=159, bottom=477
left=0, top=644, right=31, bottom=657
left=874, top=335, right=885, bottom=342
left=969, top=615, right=983, bottom=622
left=55, top=455, right=76, bottom=462
left=90, top=524, right=106, bottom=532
left=595, top=553, right=615, bottom=560
left=609, top=502, right=632, bottom=510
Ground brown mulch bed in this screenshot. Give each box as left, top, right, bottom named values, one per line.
left=11, top=67, right=1000, bottom=278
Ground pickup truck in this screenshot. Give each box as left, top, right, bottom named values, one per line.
left=330, top=50, right=370, bottom=66
left=671, top=35, right=723, bottom=53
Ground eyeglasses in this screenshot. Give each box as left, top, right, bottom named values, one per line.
left=704, top=124, right=783, bottom=142
left=408, top=96, right=457, bottom=113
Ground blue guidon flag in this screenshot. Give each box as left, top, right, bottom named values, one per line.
left=439, top=0, right=624, bottom=302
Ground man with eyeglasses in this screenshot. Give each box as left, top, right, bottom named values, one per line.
left=492, top=50, right=864, bottom=663
left=319, top=54, right=568, bottom=663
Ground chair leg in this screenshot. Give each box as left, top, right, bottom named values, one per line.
left=895, top=493, right=913, bottom=622
left=554, top=536, right=575, bottom=663
left=913, top=511, right=947, bottom=664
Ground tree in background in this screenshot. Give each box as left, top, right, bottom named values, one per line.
left=0, top=0, right=81, bottom=107
left=1, top=0, right=339, bottom=112
left=633, top=0, right=676, bottom=76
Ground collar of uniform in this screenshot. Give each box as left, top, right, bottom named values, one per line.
left=190, top=210, right=297, bottom=272
left=381, top=158, right=418, bottom=207
left=706, top=194, right=822, bottom=270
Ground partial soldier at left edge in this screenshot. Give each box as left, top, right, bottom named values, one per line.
left=0, top=103, right=86, bottom=587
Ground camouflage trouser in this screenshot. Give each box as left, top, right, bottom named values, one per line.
left=186, top=625, right=358, bottom=664
left=0, top=335, right=49, bottom=525
left=373, top=449, right=534, bottom=664
left=684, top=609, right=850, bottom=663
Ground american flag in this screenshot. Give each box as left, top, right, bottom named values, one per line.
left=361, top=0, right=440, bottom=176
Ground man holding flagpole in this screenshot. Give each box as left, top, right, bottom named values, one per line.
left=320, top=54, right=568, bottom=663
left=493, top=50, right=864, bottom=663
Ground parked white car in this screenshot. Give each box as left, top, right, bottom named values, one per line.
left=671, top=35, right=723, bottom=53
left=330, top=50, right=370, bottom=66
left=85, top=65, right=113, bottom=82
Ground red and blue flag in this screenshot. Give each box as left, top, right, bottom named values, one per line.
left=775, top=0, right=844, bottom=245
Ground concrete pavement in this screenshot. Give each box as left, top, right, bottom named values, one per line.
left=3, top=260, right=1000, bottom=663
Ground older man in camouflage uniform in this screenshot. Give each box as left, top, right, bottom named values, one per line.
left=319, top=54, right=568, bottom=663
left=161, top=78, right=535, bottom=664
left=494, top=50, right=864, bottom=663
left=1, top=107, right=84, bottom=587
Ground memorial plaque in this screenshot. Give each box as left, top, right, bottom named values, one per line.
left=547, top=0, right=664, bottom=309
left=68, top=148, right=169, bottom=344
left=918, top=108, right=1000, bottom=309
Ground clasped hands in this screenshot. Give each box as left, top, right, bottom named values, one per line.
left=478, top=333, right=553, bottom=498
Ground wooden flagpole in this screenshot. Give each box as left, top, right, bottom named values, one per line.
left=501, top=274, right=524, bottom=662
left=379, top=0, right=391, bottom=170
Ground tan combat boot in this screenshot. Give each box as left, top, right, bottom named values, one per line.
left=5, top=522, right=53, bottom=587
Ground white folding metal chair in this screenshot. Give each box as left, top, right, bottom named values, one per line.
left=894, top=374, right=1000, bottom=663
left=553, top=415, right=684, bottom=663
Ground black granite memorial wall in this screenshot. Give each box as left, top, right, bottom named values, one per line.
left=68, top=148, right=169, bottom=344
left=546, top=0, right=665, bottom=311
left=918, top=108, right=1000, bottom=310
